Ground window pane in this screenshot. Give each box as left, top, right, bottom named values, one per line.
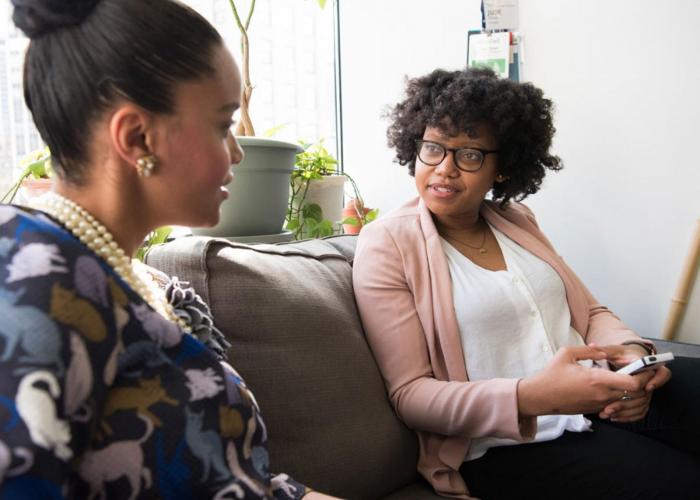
left=184, top=0, right=338, bottom=156
left=0, top=0, right=338, bottom=196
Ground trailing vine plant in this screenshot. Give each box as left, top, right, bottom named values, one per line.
left=286, top=140, right=377, bottom=240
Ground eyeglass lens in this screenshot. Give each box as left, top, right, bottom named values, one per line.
left=418, top=141, right=484, bottom=171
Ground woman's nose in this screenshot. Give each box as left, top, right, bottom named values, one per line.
left=434, top=151, right=459, bottom=177
left=227, top=131, right=244, bottom=165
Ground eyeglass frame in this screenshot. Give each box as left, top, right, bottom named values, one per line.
left=414, top=139, right=499, bottom=172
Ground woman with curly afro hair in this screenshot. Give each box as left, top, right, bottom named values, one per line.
left=353, top=67, right=700, bottom=499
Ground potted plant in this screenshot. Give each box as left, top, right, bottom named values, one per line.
left=341, top=197, right=378, bottom=235
left=1, top=147, right=53, bottom=205
left=286, top=140, right=377, bottom=240
left=1, top=147, right=169, bottom=261
left=194, top=0, right=326, bottom=239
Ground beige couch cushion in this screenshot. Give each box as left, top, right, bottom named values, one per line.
left=146, top=235, right=422, bottom=499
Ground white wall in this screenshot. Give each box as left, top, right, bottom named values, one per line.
left=517, top=0, right=700, bottom=342
left=340, top=0, right=700, bottom=342
left=338, top=0, right=482, bottom=212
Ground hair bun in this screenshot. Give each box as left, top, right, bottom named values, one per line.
left=11, top=0, right=101, bottom=38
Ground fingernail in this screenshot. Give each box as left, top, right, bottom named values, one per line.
left=648, top=384, right=655, bottom=391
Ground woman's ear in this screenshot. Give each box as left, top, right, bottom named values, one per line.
left=108, top=104, right=155, bottom=169
left=495, top=174, right=510, bottom=183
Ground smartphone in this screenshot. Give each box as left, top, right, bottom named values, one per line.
left=616, top=352, right=674, bottom=375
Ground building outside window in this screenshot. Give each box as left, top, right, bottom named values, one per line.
left=0, top=0, right=338, bottom=195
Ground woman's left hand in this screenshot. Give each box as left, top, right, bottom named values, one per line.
left=596, top=343, right=673, bottom=422
left=597, top=342, right=648, bottom=369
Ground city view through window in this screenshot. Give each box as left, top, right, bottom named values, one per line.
left=0, top=0, right=337, bottom=195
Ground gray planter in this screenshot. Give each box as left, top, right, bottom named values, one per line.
left=193, top=137, right=302, bottom=237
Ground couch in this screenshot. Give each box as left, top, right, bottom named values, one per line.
left=145, top=234, right=700, bottom=500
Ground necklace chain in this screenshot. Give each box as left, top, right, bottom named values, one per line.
left=442, top=220, right=488, bottom=254
left=29, top=192, right=189, bottom=332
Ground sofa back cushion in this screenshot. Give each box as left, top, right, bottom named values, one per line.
left=146, top=235, right=419, bottom=499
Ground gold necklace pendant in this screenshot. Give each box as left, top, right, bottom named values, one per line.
left=443, top=224, right=488, bottom=254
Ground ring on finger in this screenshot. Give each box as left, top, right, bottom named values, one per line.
left=621, top=390, right=632, bottom=401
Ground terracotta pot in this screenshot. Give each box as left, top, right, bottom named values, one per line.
left=342, top=198, right=370, bottom=235
left=20, top=177, right=52, bottom=202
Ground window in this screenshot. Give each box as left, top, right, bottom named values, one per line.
left=185, top=0, right=338, bottom=150
left=0, top=0, right=338, bottom=194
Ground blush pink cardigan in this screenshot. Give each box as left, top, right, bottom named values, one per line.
left=352, top=197, right=647, bottom=499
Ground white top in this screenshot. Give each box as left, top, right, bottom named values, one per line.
left=440, top=225, right=592, bottom=462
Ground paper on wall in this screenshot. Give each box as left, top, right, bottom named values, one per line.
left=483, top=0, right=519, bottom=31
left=467, top=31, right=510, bottom=79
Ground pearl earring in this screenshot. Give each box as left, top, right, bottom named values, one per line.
left=136, top=154, right=158, bottom=177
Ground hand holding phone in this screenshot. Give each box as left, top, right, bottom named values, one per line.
left=616, top=352, right=674, bottom=375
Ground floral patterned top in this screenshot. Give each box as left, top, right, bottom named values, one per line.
left=0, top=204, right=307, bottom=499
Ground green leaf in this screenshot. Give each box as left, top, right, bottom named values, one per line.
left=135, top=226, right=172, bottom=262
left=310, top=219, right=334, bottom=238
left=341, top=216, right=360, bottom=226
left=150, top=226, right=172, bottom=245
left=286, top=218, right=300, bottom=230
left=263, top=123, right=289, bottom=137
left=27, top=159, right=48, bottom=178
left=317, top=0, right=327, bottom=9
left=302, top=203, right=323, bottom=221
left=365, top=209, right=379, bottom=223
left=293, top=139, right=338, bottom=177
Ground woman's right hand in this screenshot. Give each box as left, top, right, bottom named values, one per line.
left=517, top=345, right=644, bottom=417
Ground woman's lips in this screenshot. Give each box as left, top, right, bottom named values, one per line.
left=429, top=184, right=459, bottom=198
left=220, top=171, right=234, bottom=199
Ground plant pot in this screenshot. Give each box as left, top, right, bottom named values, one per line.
left=19, top=177, right=52, bottom=204
left=291, top=174, right=346, bottom=239
left=193, top=137, right=302, bottom=237
left=297, top=174, right=346, bottom=222
left=342, top=198, right=371, bottom=234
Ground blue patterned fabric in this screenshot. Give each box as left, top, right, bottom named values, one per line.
left=0, top=204, right=306, bottom=499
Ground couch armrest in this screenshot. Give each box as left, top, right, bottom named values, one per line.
left=645, top=338, right=700, bottom=358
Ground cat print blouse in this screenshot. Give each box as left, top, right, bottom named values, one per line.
left=0, top=205, right=307, bottom=499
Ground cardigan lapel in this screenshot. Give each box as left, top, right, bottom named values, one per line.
left=418, top=199, right=469, bottom=382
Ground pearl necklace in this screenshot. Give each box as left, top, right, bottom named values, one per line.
left=30, top=192, right=189, bottom=332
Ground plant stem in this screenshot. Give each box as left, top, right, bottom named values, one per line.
left=1, top=173, right=28, bottom=204
left=244, top=0, right=256, bottom=30
left=228, top=0, right=256, bottom=136
left=343, top=172, right=364, bottom=207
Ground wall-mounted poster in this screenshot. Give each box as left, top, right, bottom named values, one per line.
left=467, top=31, right=510, bottom=79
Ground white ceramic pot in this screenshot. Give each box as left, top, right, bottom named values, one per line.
left=298, top=174, right=346, bottom=224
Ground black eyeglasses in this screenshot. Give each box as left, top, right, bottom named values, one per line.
left=415, top=140, right=498, bottom=172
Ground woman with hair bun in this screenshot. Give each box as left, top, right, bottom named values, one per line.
left=0, top=0, right=337, bottom=498
left=353, top=67, right=700, bottom=499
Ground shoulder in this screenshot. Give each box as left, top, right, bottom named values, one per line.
left=0, top=204, right=116, bottom=311
left=355, top=197, right=427, bottom=272
left=485, top=199, right=536, bottom=218
left=359, top=197, right=422, bottom=243
left=484, top=199, right=540, bottom=229
left=0, top=204, right=88, bottom=259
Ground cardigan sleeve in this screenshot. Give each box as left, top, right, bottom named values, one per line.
left=353, top=220, right=535, bottom=441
